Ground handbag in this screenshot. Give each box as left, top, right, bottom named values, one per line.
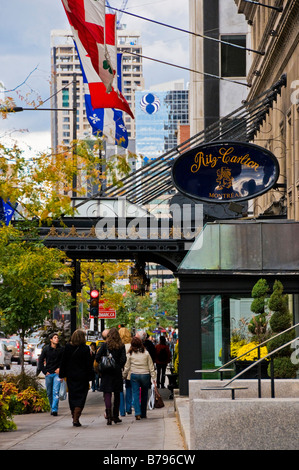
left=99, top=350, right=116, bottom=372
left=154, top=385, right=164, bottom=409
left=59, top=379, right=67, bottom=401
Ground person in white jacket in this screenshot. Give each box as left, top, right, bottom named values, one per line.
left=123, top=336, right=156, bottom=419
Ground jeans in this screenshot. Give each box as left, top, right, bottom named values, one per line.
left=45, top=373, right=61, bottom=413
left=130, top=373, right=151, bottom=418
left=119, top=380, right=132, bottom=415
left=92, top=373, right=99, bottom=391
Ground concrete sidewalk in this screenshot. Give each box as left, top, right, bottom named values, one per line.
left=0, top=387, right=190, bottom=451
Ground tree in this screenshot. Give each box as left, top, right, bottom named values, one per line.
left=267, top=280, right=298, bottom=378
left=120, top=291, right=157, bottom=333
left=0, top=224, right=73, bottom=372
left=156, top=281, right=179, bottom=322
left=0, top=138, right=133, bottom=223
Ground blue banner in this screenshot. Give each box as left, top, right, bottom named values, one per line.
left=0, top=199, right=16, bottom=225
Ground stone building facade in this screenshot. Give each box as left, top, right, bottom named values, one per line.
left=234, top=0, right=299, bottom=219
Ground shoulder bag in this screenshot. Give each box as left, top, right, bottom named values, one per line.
left=99, top=349, right=116, bottom=372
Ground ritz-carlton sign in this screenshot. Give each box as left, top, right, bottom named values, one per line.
left=172, top=141, right=280, bottom=203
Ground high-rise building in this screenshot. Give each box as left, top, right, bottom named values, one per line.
left=50, top=30, right=88, bottom=151
left=189, top=0, right=249, bottom=136
left=135, top=80, right=189, bottom=162
left=117, top=28, right=145, bottom=139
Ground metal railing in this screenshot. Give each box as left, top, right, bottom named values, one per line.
left=196, top=322, right=299, bottom=398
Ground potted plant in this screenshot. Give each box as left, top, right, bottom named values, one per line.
left=233, top=279, right=271, bottom=378
left=267, top=280, right=298, bottom=378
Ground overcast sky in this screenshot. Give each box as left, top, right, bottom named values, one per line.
left=0, top=0, right=189, bottom=156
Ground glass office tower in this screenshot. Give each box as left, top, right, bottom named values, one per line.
left=135, top=87, right=189, bottom=162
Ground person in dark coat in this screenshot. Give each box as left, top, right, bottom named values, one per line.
left=155, top=335, right=171, bottom=388
left=38, top=332, right=64, bottom=416
left=90, top=342, right=100, bottom=391
left=59, top=329, right=94, bottom=427
left=95, top=327, right=126, bottom=425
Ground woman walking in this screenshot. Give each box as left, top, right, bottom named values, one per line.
left=118, top=327, right=133, bottom=416
left=123, top=336, right=156, bottom=420
left=95, top=327, right=126, bottom=425
left=59, top=329, right=94, bottom=427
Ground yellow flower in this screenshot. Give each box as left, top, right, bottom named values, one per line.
left=235, top=342, right=268, bottom=361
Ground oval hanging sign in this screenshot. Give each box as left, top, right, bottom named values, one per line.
left=172, top=141, right=280, bottom=203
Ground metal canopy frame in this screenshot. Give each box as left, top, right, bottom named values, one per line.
left=82, top=74, right=286, bottom=208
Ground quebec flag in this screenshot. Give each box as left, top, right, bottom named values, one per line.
left=76, top=43, right=129, bottom=148
left=0, top=199, right=17, bottom=225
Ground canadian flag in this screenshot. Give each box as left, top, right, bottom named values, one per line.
left=61, top=1, right=134, bottom=118
left=61, top=0, right=114, bottom=92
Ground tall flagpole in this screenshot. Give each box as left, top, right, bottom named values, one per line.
left=72, top=72, right=77, bottom=207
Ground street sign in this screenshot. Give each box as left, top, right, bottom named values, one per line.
left=98, top=299, right=116, bottom=319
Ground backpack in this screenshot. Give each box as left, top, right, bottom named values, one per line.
left=157, top=346, right=168, bottom=362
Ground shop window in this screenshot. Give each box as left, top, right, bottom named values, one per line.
left=200, top=294, right=254, bottom=371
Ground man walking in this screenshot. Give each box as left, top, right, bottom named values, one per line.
left=38, top=333, right=64, bottom=416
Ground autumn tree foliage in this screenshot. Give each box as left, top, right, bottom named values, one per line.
left=0, top=224, right=73, bottom=371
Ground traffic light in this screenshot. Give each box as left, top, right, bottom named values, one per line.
left=129, top=262, right=150, bottom=295
left=89, top=289, right=99, bottom=318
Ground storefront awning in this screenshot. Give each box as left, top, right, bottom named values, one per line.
left=179, top=219, right=299, bottom=272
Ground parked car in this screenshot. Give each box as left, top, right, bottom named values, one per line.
left=4, top=339, right=21, bottom=364
left=26, top=337, right=40, bottom=350
left=23, top=346, right=33, bottom=363
left=30, top=344, right=43, bottom=366
left=0, top=340, right=12, bottom=370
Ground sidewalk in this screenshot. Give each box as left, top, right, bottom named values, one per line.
left=0, top=387, right=190, bottom=451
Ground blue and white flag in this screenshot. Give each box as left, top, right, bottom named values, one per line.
left=75, top=39, right=128, bottom=148
left=0, top=198, right=17, bottom=225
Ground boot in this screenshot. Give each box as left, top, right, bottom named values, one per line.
left=106, top=408, right=112, bottom=425
left=113, top=405, right=122, bottom=423
left=113, top=395, right=122, bottom=423
left=113, top=415, right=122, bottom=423
left=73, top=407, right=82, bottom=427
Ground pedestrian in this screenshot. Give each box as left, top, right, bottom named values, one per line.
left=123, top=336, right=156, bottom=420
left=38, top=332, right=64, bottom=416
left=95, top=327, right=126, bottom=425
left=101, top=328, right=109, bottom=340
left=155, top=336, right=171, bottom=389
left=144, top=333, right=156, bottom=363
left=136, top=329, right=156, bottom=363
left=118, top=327, right=132, bottom=416
left=59, top=329, right=94, bottom=427
left=90, top=342, right=99, bottom=392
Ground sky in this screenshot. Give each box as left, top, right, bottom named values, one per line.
left=0, top=0, right=189, bottom=157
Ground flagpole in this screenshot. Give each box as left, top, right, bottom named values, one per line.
left=72, top=73, right=77, bottom=208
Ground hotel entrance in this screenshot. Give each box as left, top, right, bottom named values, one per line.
left=177, top=219, right=299, bottom=395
